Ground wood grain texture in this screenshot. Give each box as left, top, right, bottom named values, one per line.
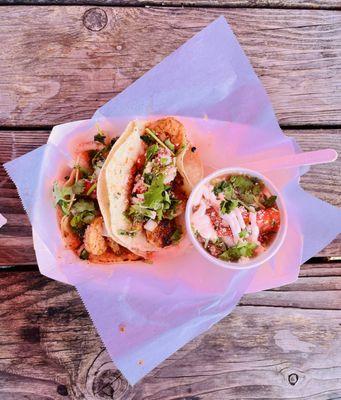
left=0, top=6, right=341, bottom=127
left=0, top=0, right=340, bottom=9
left=0, top=267, right=340, bottom=399
left=0, top=128, right=340, bottom=265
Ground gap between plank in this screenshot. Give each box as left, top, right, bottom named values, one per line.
left=1, top=124, right=341, bottom=132
left=0, top=257, right=339, bottom=273
left=0, top=2, right=340, bottom=11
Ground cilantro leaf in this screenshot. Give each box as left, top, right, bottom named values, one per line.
left=230, top=175, right=254, bottom=193
left=80, top=249, right=89, bottom=260
left=94, top=126, right=106, bottom=143
left=71, top=199, right=95, bottom=215
left=240, top=192, right=255, bottom=205
left=140, top=134, right=154, bottom=145
left=70, top=211, right=95, bottom=230
left=252, top=183, right=262, bottom=195
left=219, top=242, right=257, bottom=261
left=143, top=173, right=154, bottom=185
left=118, top=229, right=137, bottom=237
left=239, top=230, right=248, bottom=239
left=171, top=227, right=182, bottom=243
left=94, top=132, right=106, bottom=144
left=213, top=180, right=230, bottom=196
left=128, top=204, right=156, bottom=220
left=143, top=175, right=166, bottom=210
left=72, top=179, right=85, bottom=195
left=53, top=182, right=73, bottom=215
left=220, top=199, right=238, bottom=214
left=146, top=144, right=159, bottom=161
left=53, top=182, right=72, bottom=205
left=263, top=195, right=277, bottom=208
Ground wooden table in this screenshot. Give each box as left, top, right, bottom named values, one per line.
left=0, top=1, right=340, bottom=399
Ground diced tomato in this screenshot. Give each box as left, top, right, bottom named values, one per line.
left=257, top=208, right=280, bottom=234
left=136, top=153, right=146, bottom=172
left=206, top=207, right=232, bottom=238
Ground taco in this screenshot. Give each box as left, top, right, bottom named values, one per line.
left=52, top=127, right=142, bottom=263
left=98, top=117, right=203, bottom=258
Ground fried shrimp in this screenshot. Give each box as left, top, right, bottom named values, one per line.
left=84, top=217, right=107, bottom=255
left=60, top=215, right=82, bottom=250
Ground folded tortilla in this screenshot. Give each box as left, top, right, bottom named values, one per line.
left=97, top=118, right=203, bottom=257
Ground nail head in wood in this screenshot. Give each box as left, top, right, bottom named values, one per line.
left=83, top=8, right=108, bottom=32
left=288, top=373, right=299, bottom=385
left=57, top=384, right=69, bottom=396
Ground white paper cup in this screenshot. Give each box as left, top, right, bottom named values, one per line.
left=185, top=168, right=288, bottom=270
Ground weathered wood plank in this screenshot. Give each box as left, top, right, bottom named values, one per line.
left=0, top=128, right=340, bottom=265
left=0, top=268, right=340, bottom=399
left=0, top=6, right=340, bottom=127
left=0, top=0, right=340, bottom=9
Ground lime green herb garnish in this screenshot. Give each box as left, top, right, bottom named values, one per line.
left=219, top=242, right=257, bottom=261
left=145, top=128, right=175, bottom=156
left=220, top=199, right=238, bottom=215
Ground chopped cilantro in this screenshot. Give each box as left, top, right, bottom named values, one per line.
left=146, top=144, right=159, bottom=161
left=94, top=125, right=106, bottom=143
left=118, top=229, right=137, bottom=237
left=263, top=195, right=277, bottom=208
left=220, top=199, right=238, bottom=214
left=171, top=227, right=182, bottom=243
left=219, top=242, right=257, bottom=261
left=52, top=182, right=73, bottom=215
left=140, top=134, right=154, bottom=145
left=240, top=192, right=255, bottom=206
left=230, top=175, right=254, bottom=193
left=70, top=211, right=95, bottom=230
left=213, top=180, right=230, bottom=196
left=72, top=179, right=85, bottom=195
left=71, top=199, right=95, bottom=215
left=128, top=204, right=156, bottom=220
left=143, top=173, right=154, bottom=185
left=143, top=174, right=166, bottom=210
left=94, top=132, right=106, bottom=144
left=239, top=230, right=248, bottom=239
left=69, top=199, right=96, bottom=230
left=223, top=184, right=235, bottom=200
left=252, top=183, right=262, bottom=195
left=80, top=249, right=89, bottom=260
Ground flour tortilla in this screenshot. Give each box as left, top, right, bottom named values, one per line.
left=98, top=119, right=203, bottom=257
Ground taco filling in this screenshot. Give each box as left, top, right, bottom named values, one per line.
left=190, top=173, right=281, bottom=262
left=126, top=124, right=187, bottom=247
left=99, top=117, right=203, bottom=257
left=52, top=128, right=142, bottom=263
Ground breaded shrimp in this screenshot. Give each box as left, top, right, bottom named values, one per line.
left=60, top=215, right=82, bottom=250
left=84, top=217, right=107, bottom=255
